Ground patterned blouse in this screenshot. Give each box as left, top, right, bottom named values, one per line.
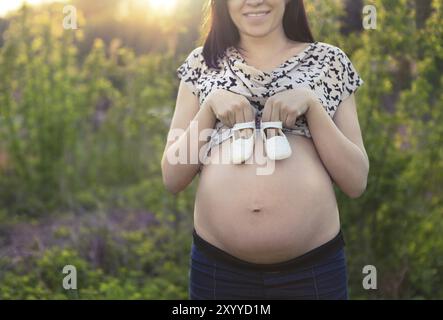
left=176, top=41, right=364, bottom=163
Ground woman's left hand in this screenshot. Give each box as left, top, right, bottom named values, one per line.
left=261, top=88, right=319, bottom=129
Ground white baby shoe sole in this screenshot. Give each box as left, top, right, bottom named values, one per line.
left=260, top=121, right=292, bottom=161
left=231, top=121, right=256, bottom=164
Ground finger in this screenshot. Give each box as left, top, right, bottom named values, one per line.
left=262, top=98, right=272, bottom=122
left=286, top=111, right=298, bottom=129
left=244, top=103, right=255, bottom=122
left=271, top=102, right=280, bottom=121
left=220, top=115, right=230, bottom=128
left=244, top=103, right=255, bottom=137
left=228, top=110, right=235, bottom=128
left=235, top=106, right=245, bottom=123
left=235, top=106, right=246, bottom=137
left=280, top=106, right=289, bottom=128
left=269, top=102, right=281, bottom=137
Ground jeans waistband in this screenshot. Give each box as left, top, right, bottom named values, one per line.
left=192, top=228, right=345, bottom=273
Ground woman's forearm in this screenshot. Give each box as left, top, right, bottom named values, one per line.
left=305, top=99, right=369, bottom=198
left=162, top=103, right=217, bottom=194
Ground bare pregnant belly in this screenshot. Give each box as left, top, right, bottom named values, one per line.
left=194, top=131, right=341, bottom=264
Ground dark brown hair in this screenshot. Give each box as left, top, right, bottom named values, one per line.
left=201, top=0, right=315, bottom=69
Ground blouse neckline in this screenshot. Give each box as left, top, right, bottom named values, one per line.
left=227, top=41, right=318, bottom=78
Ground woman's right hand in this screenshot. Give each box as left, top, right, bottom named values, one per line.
left=203, top=89, right=256, bottom=128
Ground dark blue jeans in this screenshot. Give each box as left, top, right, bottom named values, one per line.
left=189, top=229, right=349, bottom=300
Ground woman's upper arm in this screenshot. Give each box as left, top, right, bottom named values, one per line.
left=333, top=93, right=368, bottom=162
left=165, top=47, right=203, bottom=149
left=331, top=46, right=368, bottom=162
left=165, top=80, right=200, bottom=150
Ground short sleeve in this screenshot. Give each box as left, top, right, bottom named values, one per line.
left=335, top=47, right=364, bottom=104
left=176, top=46, right=204, bottom=97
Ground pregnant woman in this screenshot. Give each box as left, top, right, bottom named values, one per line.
left=161, top=0, right=369, bottom=300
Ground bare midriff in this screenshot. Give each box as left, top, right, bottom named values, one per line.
left=194, top=131, right=341, bottom=264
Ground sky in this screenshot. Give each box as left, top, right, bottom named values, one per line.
left=0, top=0, right=179, bottom=17
left=0, top=0, right=64, bottom=16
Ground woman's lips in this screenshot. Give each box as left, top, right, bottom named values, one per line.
left=243, top=11, right=270, bottom=22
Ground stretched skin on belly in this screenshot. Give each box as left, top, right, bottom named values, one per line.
left=194, top=133, right=341, bottom=264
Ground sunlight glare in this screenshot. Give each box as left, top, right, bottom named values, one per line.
left=145, top=0, right=177, bottom=13
left=0, top=0, right=66, bottom=17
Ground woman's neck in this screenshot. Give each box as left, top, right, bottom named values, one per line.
left=238, top=28, right=293, bottom=62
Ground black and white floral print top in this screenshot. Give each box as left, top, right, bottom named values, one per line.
left=176, top=41, right=364, bottom=162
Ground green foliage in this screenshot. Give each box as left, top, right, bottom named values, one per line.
left=0, top=214, right=191, bottom=299
left=0, top=4, right=175, bottom=217
left=321, top=0, right=443, bottom=299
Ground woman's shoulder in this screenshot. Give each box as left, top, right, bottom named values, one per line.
left=188, top=45, right=204, bottom=56
left=184, top=45, right=229, bottom=73
left=182, top=46, right=205, bottom=67
left=311, top=41, right=360, bottom=74
left=313, top=41, right=347, bottom=56
left=313, top=41, right=364, bottom=102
